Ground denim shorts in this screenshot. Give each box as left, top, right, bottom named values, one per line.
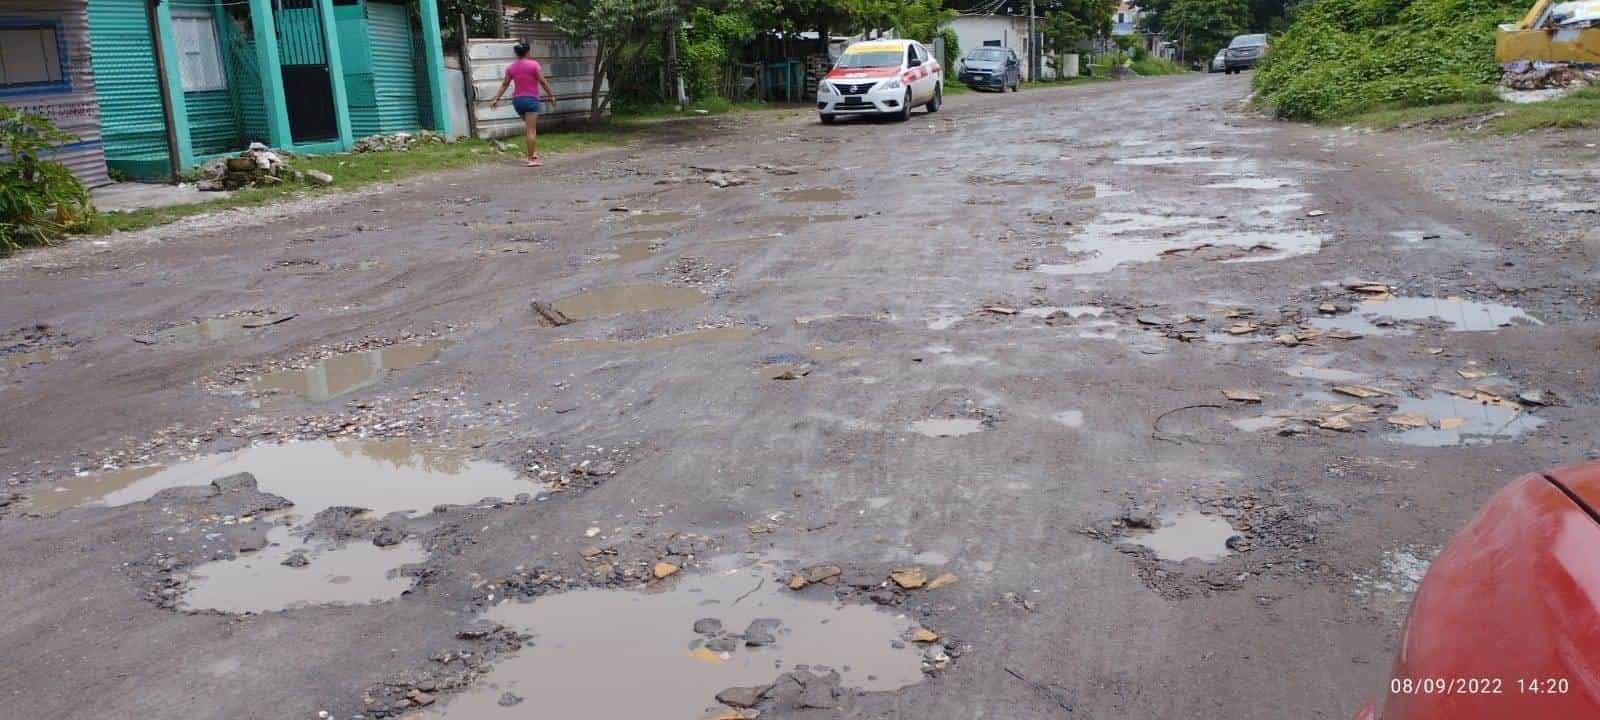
left=512, top=96, right=542, bottom=116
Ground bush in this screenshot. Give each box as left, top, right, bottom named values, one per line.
left=1254, top=0, right=1525, bottom=120
left=1132, top=56, right=1184, bottom=75
left=1, top=106, right=92, bottom=251
left=939, top=28, right=961, bottom=80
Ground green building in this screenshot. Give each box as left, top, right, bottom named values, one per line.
left=86, top=0, right=451, bottom=179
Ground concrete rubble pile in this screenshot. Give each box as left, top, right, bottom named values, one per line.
left=351, top=130, right=448, bottom=153
left=197, top=143, right=307, bottom=191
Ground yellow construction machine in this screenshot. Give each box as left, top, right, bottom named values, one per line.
left=1496, top=0, right=1600, bottom=63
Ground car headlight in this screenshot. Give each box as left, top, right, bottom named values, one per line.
left=820, top=82, right=838, bottom=96
left=879, top=78, right=902, bottom=91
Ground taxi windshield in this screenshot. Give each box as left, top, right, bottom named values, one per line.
left=837, top=50, right=903, bottom=68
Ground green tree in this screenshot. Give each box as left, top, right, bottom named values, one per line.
left=1163, top=0, right=1249, bottom=62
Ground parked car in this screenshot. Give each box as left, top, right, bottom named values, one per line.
left=958, top=47, right=1021, bottom=92
left=1353, top=460, right=1600, bottom=720
left=1209, top=49, right=1227, bottom=73
left=818, top=39, right=943, bottom=124
left=1223, top=33, right=1270, bottom=74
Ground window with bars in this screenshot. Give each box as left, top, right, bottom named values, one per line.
left=173, top=12, right=227, bottom=92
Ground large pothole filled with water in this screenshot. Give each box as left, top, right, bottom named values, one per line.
left=249, top=340, right=448, bottom=402
left=432, top=558, right=929, bottom=718
left=28, top=439, right=537, bottom=613
left=1310, top=295, right=1540, bottom=336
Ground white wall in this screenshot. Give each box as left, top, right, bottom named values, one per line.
left=945, top=16, right=1034, bottom=80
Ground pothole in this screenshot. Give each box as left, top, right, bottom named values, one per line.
left=777, top=188, right=853, bottom=203
left=1123, top=511, right=1238, bottom=562
left=24, top=438, right=535, bottom=516
left=27, top=439, right=535, bottom=612
left=551, top=285, right=707, bottom=319
left=1202, top=177, right=1296, bottom=190
left=430, top=560, right=926, bottom=718
left=151, top=312, right=294, bottom=344
left=548, top=327, right=756, bottom=354
left=1115, top=156, right=1239, bottom=166
left=910, top=418, right=987, bottom=437
left=1281, top=362, right=1368, bottom=383
left=1038, top=229, right=1323, bottom=275
left=1386, top=391, right=1545, bottom=447
left=1310, top=296, right=1541, bottom=335
left=180, top=524, right=427, bottom=613
left=1053, top=410, right=1085, bottom=428
left=1019, top=305, right=1103, bottom=319
left=248, top=340, right=448, bottom=402
left=620, top=211, right=692, bottom=227
left=611, top=229, right=672, bottom=243
left=590, top=242, right=659, bottom=264
left=3, top=345, right=69, bottom=371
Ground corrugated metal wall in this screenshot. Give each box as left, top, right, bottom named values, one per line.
left=85, top=0, right=166, bottom=167
left=219, top=13, right=269, bottom=143
left=3, top=0, right=111, bottom=186
left=468, top=20, right=608, bottom=137
left=334, top=1, right=376, bottom=136
left=367, top=1, right=419, bottom=134
left=274, top=0, right=324, bottom=66
left=172, top=0, right=244, bottom=156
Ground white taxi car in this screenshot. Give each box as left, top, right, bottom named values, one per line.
left=817, top=39, right=943, bottom=124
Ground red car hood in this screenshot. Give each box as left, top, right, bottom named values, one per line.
left=1548, top=461, right=1600, bottom=514
left=1379, top=462, right=1600, bottom=719
left=826, top=67, right=900, bottom=81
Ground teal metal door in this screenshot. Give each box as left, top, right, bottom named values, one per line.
left=366, top=1, right=420, bottom=133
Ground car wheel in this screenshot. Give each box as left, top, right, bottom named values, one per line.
left=819, top=114, right=836, bottom=125
left=899, top=90, right=913, bottom=122
left=927, top=84, right=941, bottom=113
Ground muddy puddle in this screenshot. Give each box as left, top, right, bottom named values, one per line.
left=611, top=229, right=672, bottom=243
left=181, top=524, right=427, bottom=613
left=1053, top=410, right=1085, bottom=428
left=1039, top=228, right=1323, bottom=276
left=26, top=438, right=533, bottom=516
left=1311, top=296, right=1540, bottom=335
left=1115, top=156, right=1239, bottom=166
left=551, top=285, right=706, bottom=319
left=1387, top=392, right=1544, bottom=447
left=1203, top=177, right=1296, bottom=190
left=431, top=560, right=925, bottom=718
left=549, top=327, right=756, bottom=354
left=1020, top=305, right=1103, bottom=319
left=1125, top=511, right=1237, bottom=562
left=737, top=214, right=853, bottom=231
left=1282, top=362, right=1367, bottom=383
left=249, top=340, right=448, bottom=402
left=910, top=418, right=986, bottom=437
left=1068, top=184, right=1131, bottom=200
left=806, top=345, right=865, bottom=362
left=777, top=188, right=853, bottom=203
left=590, top=242, right=659, bottom=264
left=155, top=313, right=293, bottom=344
left=2, top=346, right=68, bottom=372
left=620, top=211, right=692, bottom=227
left=29, top=439, right=531, bottom=612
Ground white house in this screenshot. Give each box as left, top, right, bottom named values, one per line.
left=945, top=13, right=1038, bottom=80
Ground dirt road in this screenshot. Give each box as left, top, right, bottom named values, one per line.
left=2, top=74, right=1597, bottom=720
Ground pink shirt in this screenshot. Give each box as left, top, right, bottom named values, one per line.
left=506, top=58, right=544, bottom=99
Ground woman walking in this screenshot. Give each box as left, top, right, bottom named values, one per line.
left=489, top=42, right=556, bottom=167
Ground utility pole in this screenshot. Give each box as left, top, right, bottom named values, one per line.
left=667, top=19, right=685, bottom=110
left=1028, top=0, right=1037, bottom=81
